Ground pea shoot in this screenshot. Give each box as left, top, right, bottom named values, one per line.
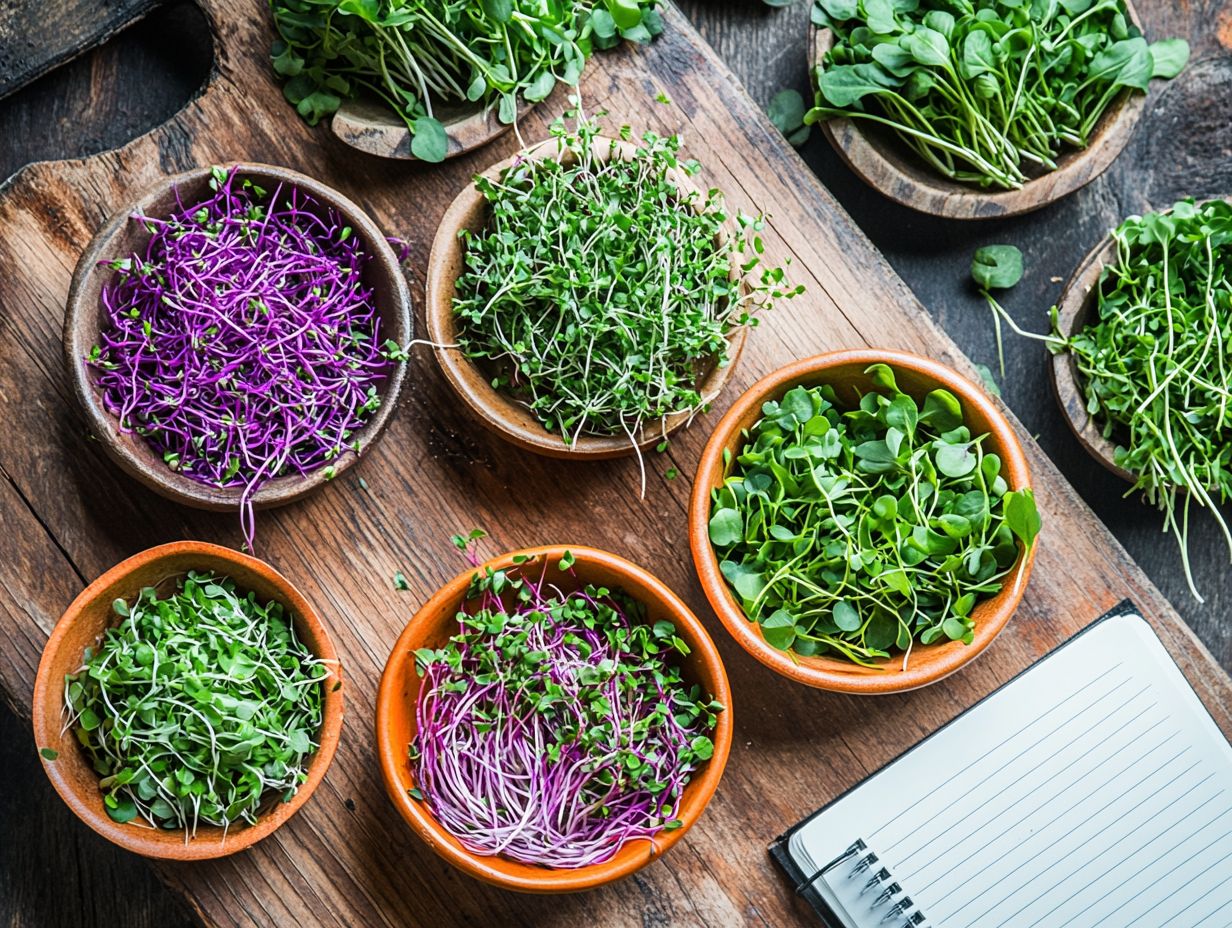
left=983, top=200, right=1232, bottom=601
left=807, top=0, right=1189, bottom=190
left=270, top=0, right=664, bottom=161
left=63, top=574, right=330, bottom=836
left=452, top=108, right=801, bottom=482
left=709, top=364, right=1040, bottom=667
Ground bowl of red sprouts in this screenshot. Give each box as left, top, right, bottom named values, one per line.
left=376, top=544, right=733, bottom=892
left=64, top=163, right=411, bottom=548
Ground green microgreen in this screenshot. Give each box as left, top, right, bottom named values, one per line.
left=985, top=199, right=1232, bottom=600
left=971, top=243, right=1025, bottom=376
left=62, top=573, right=330, bottom=835
left=709, top=364, right=1040, bottom=667
left=269, top=0, right=664, bottom=161
left=452, top=107, right=802, bottom=485
left=806, top=0, right=1189, bottom=190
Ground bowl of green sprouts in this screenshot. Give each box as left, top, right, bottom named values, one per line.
left=32, top=541, right=343, bottom=859
left=270, top=0, right=664, bottom=161
left=1043, top=198, right=1232, bottom=602
left=426, top=108, right=801, bottom=484
left=689, top=350, right=1041, bottom=694
left=805, top=0, right=1189, bottom=218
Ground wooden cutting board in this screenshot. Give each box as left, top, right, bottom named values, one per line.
left=0, top=2, right=1227, bottom=926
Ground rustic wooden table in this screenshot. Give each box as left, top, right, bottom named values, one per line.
left=0, top=2, right=1227, bottom=927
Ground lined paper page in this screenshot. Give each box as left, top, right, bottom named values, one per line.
left=788, top=613, right=1232, bottom=928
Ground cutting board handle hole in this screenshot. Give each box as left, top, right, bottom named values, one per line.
left=0, top=0, right=211, bottom=177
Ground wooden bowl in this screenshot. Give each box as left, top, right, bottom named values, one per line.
left=375, top=545, right=733, bottom=892
left=331, top=95, right=533, bottom=161
left=807, top=8, right=1146, bottom=219
left=31, top=541, right=344, bottom=860
left=425, top=137, right=749, bottom=459
left=1050, top=230, right=1136, bottom=482
left=689, top=349, right=1036, bottom=694
left=64, top=162, right=411, bottom=511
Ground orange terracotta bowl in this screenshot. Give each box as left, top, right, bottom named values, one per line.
left=424, top=136, right=748, bottom=460
left=375, top=545, right=733, bottom=892
left=31, top=541, right=344, bottom=860
left=689, top=350, right=1036, bottom=694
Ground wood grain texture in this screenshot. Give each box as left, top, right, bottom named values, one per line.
left=0, top=0, right=158, bottom=98
left=0, top=3, right=1229, bottom=928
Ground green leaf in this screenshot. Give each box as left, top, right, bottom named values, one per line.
left=761, top=610, right=797, bottom=650
left=921, top=389, right=963, bottom=431
left=817, top=63, right=899, bottom=107
left=39, top=747, right=58, bottom=760
left=971, top=244, right=1024, bottom=290
left=936, top=442, right=977, bottom=478
left=1148, top=38, right=1189, bottom=79
left=1088, top=37, right=1152, bottom=91
left=606, top=0, right=643, bottom=30
left=106, top=797, right=140, bottom=824
left=411, top=117, right=449, bottom=163
left=904, top=27, right=950, bottom=68
left=833, top=600, right=861, bottom=632
left=1004, top=488, right=1042, bottom=550
left=768, top=89, right=808, bottom=138
left=709, top=508, right=744, bottom=547
left=482, top=0, right=513, bottom=23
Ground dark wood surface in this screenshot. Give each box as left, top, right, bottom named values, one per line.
left=0, top=3, right=1228, bottom=927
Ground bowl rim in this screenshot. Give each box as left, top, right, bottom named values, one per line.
left=688, top=349, right=1036, bottom=695
left=30, top=540, right=345, bottom=860
left=375, top=543, right=734, bottom=892
left=806, top=4, right=1147, bottom=220
left=63, top=161, right=412, bottom=511
left=424, top=135, right=749, bottom=460
left=1049, top=231, right=1136, bottom=483
left=331, top=92, right=535, bottom=161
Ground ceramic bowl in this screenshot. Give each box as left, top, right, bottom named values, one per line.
left=424, top=136, right=748, bottom=459
left=375, top=544, right=733, bottom=892
left=807, top=3, right=1146, bottom=220
left=31, top=540, right=344, bottom=859
left=64, top=162, right=411, bottom=511
left=689, top=349, right=1036, bottom=694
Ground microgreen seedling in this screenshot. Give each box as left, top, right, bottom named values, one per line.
left=411, top=548, right=720, bottom=867
left=807, top=1, right=1189, bottom=189
left=709, top=364, right=1040, bottom=667
left=270, top=1, right=665, bottom=161
left=453, top=107, right=802, bottom=491
left=63, top=573, right=329, bottom=835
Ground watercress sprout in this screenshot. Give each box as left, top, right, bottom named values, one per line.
left=709, top=364, right=1040, bottom=667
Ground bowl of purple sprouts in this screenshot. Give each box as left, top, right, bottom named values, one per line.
left=65, top=163, right=410, bottom=548
left=376, top=542, right=733, bottom=892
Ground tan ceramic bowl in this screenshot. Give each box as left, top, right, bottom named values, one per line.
left=808, top=4, right=1145, bottom=220
left=425, top=137, right=748, bottom=459
left=64, top=162, right=411, bottom=511
left=689, top=350, right=1036, bottom=694
left=376, top=545, right=733, bottom=892
left=31, top=541, right=344, bottom=859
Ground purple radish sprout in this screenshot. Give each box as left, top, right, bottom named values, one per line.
left=88, top=166, right=395, bottom=548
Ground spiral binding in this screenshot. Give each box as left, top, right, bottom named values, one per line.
left=795, top=839, right=927, bottom=928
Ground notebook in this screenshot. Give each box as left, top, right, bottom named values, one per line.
left=770, top=603, right=1232, bottom=928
